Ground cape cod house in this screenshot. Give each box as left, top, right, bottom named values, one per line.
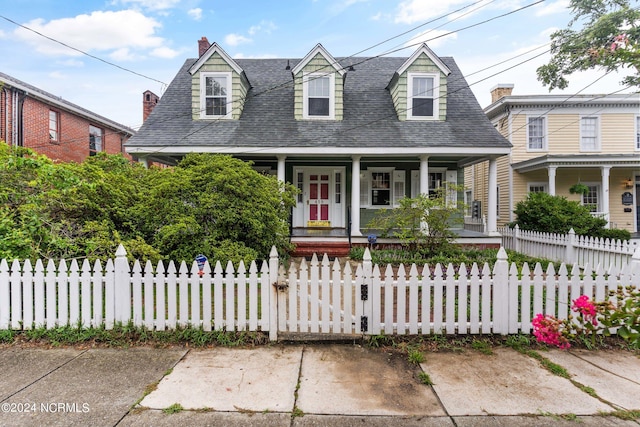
left=467, top=84, right=640, bottom=235
left=125, top=38, right=511, bottom=255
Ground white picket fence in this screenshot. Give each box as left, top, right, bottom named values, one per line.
left=1, top=245, right=639, bottom=340
left=500, top=225, right=639, bottom=269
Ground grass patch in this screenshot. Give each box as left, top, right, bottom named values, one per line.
left=471, top=339, right=493, bottom=355
left=418, top=372, right=433, bottom=385
left=1, top=323, right=268, bottom=348
left=540, top=411, right=579, bottom=421
left=162, top=403, right=184, bottom=414
left=407, top=349, right=425, bottom=364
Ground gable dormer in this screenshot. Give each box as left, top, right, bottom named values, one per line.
left=189, top=39, right=251, bottom=120
left=387, top=43, right=451, bottom=121
left=292, top=44, right=346, bottom=121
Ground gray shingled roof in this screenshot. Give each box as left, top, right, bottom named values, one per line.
left=127, top=55, right=510, bottom=150
left=0, top=71, right=135, bottom=135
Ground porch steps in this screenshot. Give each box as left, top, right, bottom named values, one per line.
left=290, top=241, right=351, bottom=258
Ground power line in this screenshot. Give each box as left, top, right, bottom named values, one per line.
left=0, top=14, right=168, bottom=86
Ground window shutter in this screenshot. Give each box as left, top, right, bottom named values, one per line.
left=393, top=170, right=405, bottom=206
left=410, top=170, right=420, bottom=198
left=360, top=171, right=369, bottom=207
left=446, top=170, right=457, bottom=206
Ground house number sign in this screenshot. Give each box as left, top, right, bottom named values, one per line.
left=621, top=192, right=633, bottom=205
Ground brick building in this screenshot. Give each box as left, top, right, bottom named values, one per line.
left=0, top=72, right=135, bottom=162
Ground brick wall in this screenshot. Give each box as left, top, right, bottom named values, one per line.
left=1, top=89, right=132, bottom=163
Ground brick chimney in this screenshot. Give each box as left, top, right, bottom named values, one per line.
left=490, top=84, right=514, bottom=103
left=198, top=36, right=210, bottom=57
left=143, top=90, right=159, bottom=122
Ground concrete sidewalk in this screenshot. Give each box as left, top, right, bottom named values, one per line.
left=0, top=344, right=638, bottom=426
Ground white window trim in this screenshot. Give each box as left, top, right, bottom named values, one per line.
left=580, top=182, right=601, bottom=212
left=302, top=72, right=335, bottom=120
left=200, top=71, right=233, bottom=119
left=406, top=72, right=440, bottom=121
left=527, top=182, right=548, bottom=193
left=526, top=115, right=547, bottom=152
left=579, top=115, right=600, bottom=152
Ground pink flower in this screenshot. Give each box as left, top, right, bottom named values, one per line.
left=532, top=313, right=570, bottom=349
left=572, top=295, right=598, bottom=326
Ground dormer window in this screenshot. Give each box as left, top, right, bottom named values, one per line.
left=200, top=72, right=232, bottom=119
left=407, top=73, right=439, bottom=120
left=303, top=73, right=335, bottom=119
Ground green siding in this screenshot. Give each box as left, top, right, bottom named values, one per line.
left=191, top=52, right=249, bottom=120
left=390, top=53, right=447, bottom=121
left=294, top=53, right=343, bottom=121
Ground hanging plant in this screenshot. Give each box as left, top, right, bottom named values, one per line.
left=569, top=183, right=590, bottom=196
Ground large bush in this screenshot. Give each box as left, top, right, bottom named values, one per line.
left=512, top=192, right=630, bottom=241
left=0, top=142, right=297, bottom=263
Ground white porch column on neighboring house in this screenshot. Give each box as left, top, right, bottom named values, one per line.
left=351, top=155, right=362, bottom=236
left=276, top=155, right=286, bottom=183
left=419, top=155, right=429, bottom=195
left=548, top=166, right=557, bottom=196
left=601, top=166, right=611, bottom=228
left=487, top=157, right=499, bottom=236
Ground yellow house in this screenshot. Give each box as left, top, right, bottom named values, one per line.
left=466, top=85, right=640, bottom=234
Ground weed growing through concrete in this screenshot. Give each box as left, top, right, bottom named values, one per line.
left=407, top=349, right=425, bottom=364
left=162, top=403, right=184, bottom=414
left=292, top=406, right=304, bottom=418
left=418, top=372, right=433, bottom=385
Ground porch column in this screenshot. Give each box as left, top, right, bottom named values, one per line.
left=487, top=157, right=499, bottom=236
left=548, top=166, right=557, bottom=196
left=419, top=155, right=429, bottom=195
left=601, top=166, right=610, bottom=228
left=351, top=155, right=362, bottom=236
left=276, top=155, right=286, bottom=183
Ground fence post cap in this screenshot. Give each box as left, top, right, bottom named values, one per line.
left=568, top=228, right=575, bottom=235
left=496, top=247, right=508, bottom=261
left=269, top=246, right=278, bottom=258
left=514, top=224, right=519, bottom=230
left=363, top=247, right=372, bottom=262
left=115, top=244, right=127, bottom=258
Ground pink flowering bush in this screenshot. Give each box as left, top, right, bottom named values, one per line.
left=532, top=295, right=600, bottom=349
left=532, top=313, right=571, bottom=349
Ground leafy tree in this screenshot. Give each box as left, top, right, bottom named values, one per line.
left=512, top=192, right=630, bottom=240
left=537, top=0, right=640, bottom=90
left=367, top=186, right=465, bottom=255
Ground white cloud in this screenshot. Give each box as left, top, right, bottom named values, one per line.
left=224, top=33, right=252, bottom=46
left=110, top=47, right=136, bottom=61
left=404, top=29, right=458, bottom=49
left=330, top=0, right=370, bottom=13
left=150, top=46, right=182, bottom=58
left=233, top=52, right=278, bottom=59
left=248, top=20, right=278, bottom=36
left=395, top=0, right=469, bottom=24
left=112, top=0, right=181, bottom=11
left=534, top=0, right=570, bottom=17
left=188, top=8, right=203, bottom=21
left=14, top=11, right=164, bottom=58
left=370, top=12, right=383, bottom=21
left=0, top=29, right=5, bottom=38
left=57, top=59, right=84, bottom=67
left=48, top=71, right=66, bottom=79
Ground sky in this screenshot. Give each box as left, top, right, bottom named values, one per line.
left=0, top=0, right=634, bottom=130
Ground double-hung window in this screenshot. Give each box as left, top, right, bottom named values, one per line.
left=527, top=116, right=546, bottom=150
left=200, top=72, right=232, bottom=119
left=303, top=73, right=334, bottom=119
left=89, top=125, right=103, bottom=156
left=581, top=184, right=600, bottom=212
left=580, top=116, right=599, bottom=151
left=49, top=110, right=59, bottom=142
left=407, top=73, right=439, bottom=120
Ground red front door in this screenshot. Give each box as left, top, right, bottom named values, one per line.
left=309, top=174, right=330, bottom=222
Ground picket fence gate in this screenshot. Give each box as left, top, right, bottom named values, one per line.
left=1, top=245, right=640, bottom=341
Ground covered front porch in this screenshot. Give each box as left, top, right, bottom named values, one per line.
left=249, top=151, right=507, bottom=257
